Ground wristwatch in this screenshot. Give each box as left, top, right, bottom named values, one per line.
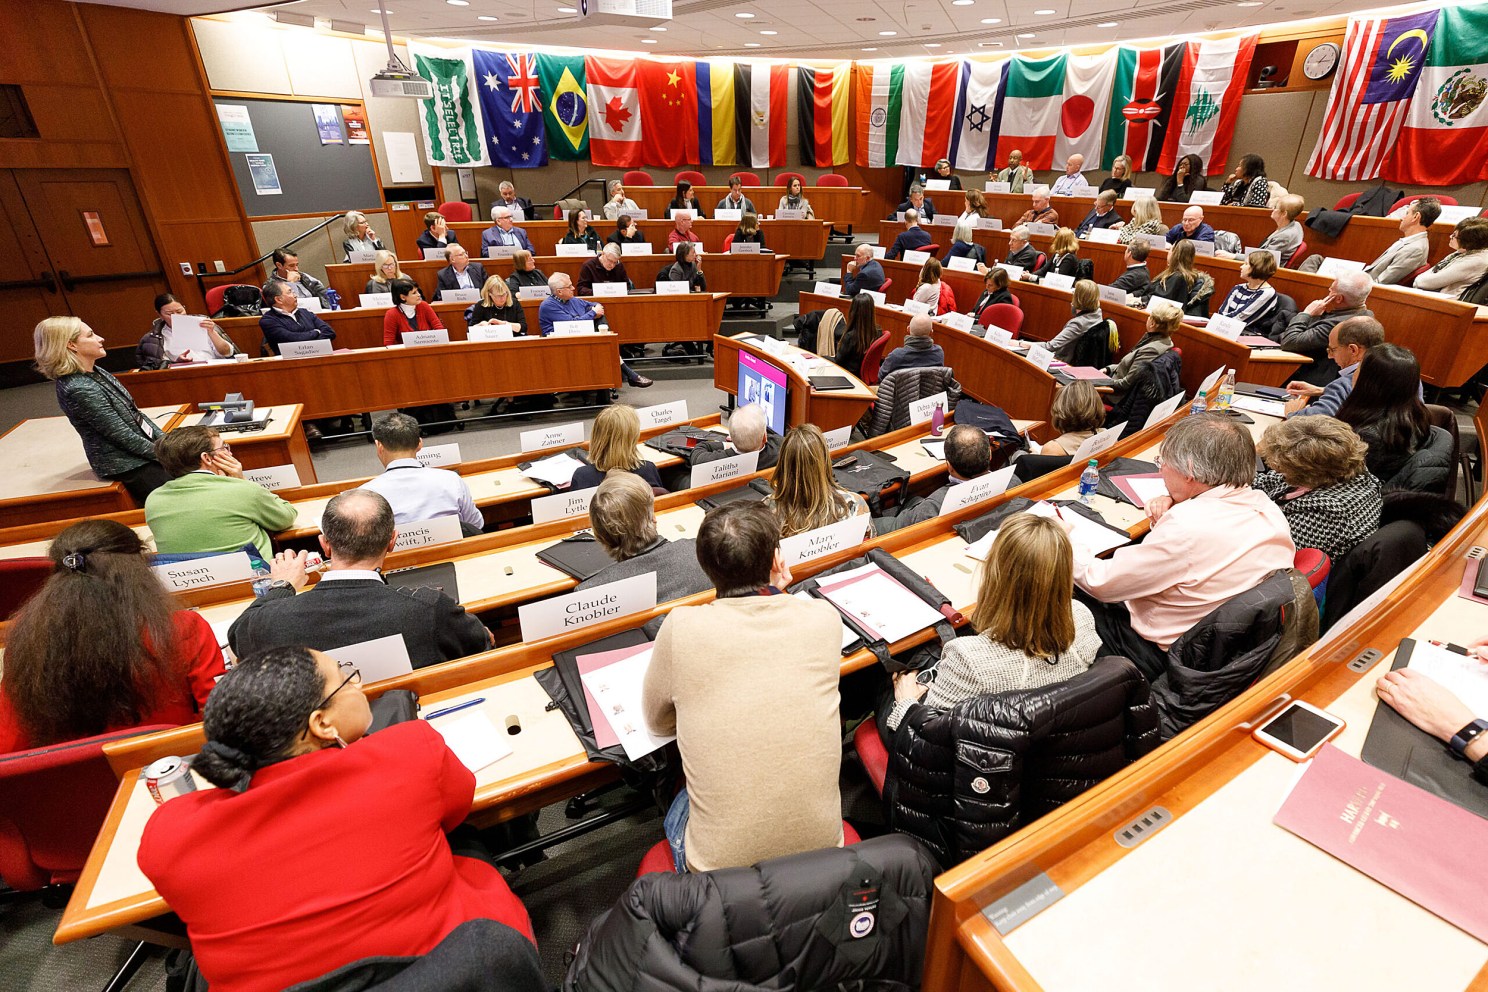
left=1447, top=717, right=1488, bottom=757
left=260, top=578, right=296, bottom=594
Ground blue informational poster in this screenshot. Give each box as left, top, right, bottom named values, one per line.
left=313, top=104, right=344, bottom=145
left=245, top=153, right=281, bottom=196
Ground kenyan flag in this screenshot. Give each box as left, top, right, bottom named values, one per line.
left=1102, top=45, right=1184, bottom=171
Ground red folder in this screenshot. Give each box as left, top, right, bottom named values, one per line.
left=1273, top=744, right=1488, bottom=942
left=574, top=643, right=651, bottom=749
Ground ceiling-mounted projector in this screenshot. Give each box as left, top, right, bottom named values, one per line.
left=579, top=0, right=673, bottom=26
left=370, top=69, right=434, bottom=99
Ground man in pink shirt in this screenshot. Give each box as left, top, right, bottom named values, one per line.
left=1068, top=413, right=1295, bottom=679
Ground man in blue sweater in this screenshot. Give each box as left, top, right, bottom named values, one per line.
left=537, top=273, right=651, bottom=388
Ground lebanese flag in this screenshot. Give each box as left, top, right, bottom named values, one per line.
left=1102, top=44, right=1185, bottom=171
left=895, top=62, right=960, bottom=167
left=995, top=54, right=1068, bottom=170
left=1158, top=35, right=1257, bottom=175
left=585, top=57, right=642, bottom=168
left=733, top=63, right=788, bottom=168
left=1054, top=51, right=1117, bottom=165
left=639, top=60, right=698, bottom=167
left=1386, top=3, right=1488, bottom=185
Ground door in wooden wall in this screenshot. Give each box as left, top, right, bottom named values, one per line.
left=0, top=168, right=167, bottom=367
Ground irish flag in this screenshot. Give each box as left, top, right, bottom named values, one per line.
left=1158, top=35, right=1257, bottom=174
left=855, top=63, right=903, bottom=169
left=895, top=62, right=960, bottom=167
left=1387, top=2, right=1488, bottom=185
left=995, top=55, right=1068, bottom=170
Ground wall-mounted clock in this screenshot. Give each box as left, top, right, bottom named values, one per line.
left=1304, top=42, right=1341, bottom=80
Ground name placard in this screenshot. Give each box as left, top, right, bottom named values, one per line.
left=779, top=514, right=869, bottom=567
left=1317, top=256, right=1367, bottom=278
left=909, top=391, right=949, bottom=425
left=442, top=287, right=481, bottom=303
left=669, top=208, right=695, bottom=220
left=551, top=319, right=596, bottom=336
left=690, top=449, right=761, bottom=488
left=870, top=246, right=888, bottom=259
left=730, top=241, right=761, bottom=253
left=554, top=243, right=596, bottom=257
left=939, top=466, right=1017, bottom=517
left=940, top=311, right=974, bottom=332
left=620, top=241, right=655, bottom=256
left=1144, top=390, right=1189, bottom=429
left=324, top=633, right=413, bottom=685
left=279, top=340, right=332, bottom=359
left=823, top=425, right=853, bottom=451
left=637, top=400, right=687, bottom=429
left=946, top=256, right=978, bottom=273
left=978, top=217, right=1004, bottom=230
left=1143, top=233, right=1170, bottom=251
left=987, top=327, right=1015, bottom=346
left=929, top=213, right=957, bottom=226
left=154, top=552, right=257, bottom=592
left=358, top=293, right=392, bottom=309
left=775, top=207, right=808, bottom=220
left=517, top=572, right=658, bottom=642
left=521, top=421, right=584, bottom=452
left=518, top=285, right=551, bottom=300
left=401, top=329, right=449, bottom=347
left=1071, top=422, right=1128, bottom=460
left=985, top=181, right=1012, bottom=194
left=999, top=263, right=1025, bottom=281
left=1025, top=184, right=1051, bottom=197
left=392, top=515, right=464, bottom=552
left=1188, top=190, right=1223, bottom=206
left=1043, top=273, right=1075, bottom=291
left=530, top=486, right=597, bottom=524
left=1026, top=222, right=1056, bottom=237
left=467, top=323, right=515, bottom=341
left=1146, top=295, right=1185, bottom=315
left=590, top=281, right=628, bottom=297
left=1122, top=187, right=1157, bottom=201
left=1190, top=239, right=1216, bottom=256
left=1025, top=344, right=1055, bottom=371
left=1205, top=314, right=1246, bottom=340
left=924, top=178, right=952, bottom=191
left=1246, top=246, right=1282, bottom=265
left=655, top=280, right=691, bottom=295
left=244, top=464, right=302, bottom=491
left=1198, top=365, right=1227, bottom=397
left=902, top=299, right=935, bottom=316
left=864, top=290, right=886, bottom=306
left=813, top=281, right=842, bottom=297
left=416, top=443, right=461, bottom=467
left=423, top=247, right=452, bottom=261
left=1098, top=284, right=1129, bottom=304
left=714, top=208, right=743, bottom=222
left=903, top=250, right=932, bottom=266
left=485, top=245, right=518, bottom=258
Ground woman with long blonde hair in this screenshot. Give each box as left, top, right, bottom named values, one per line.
left=886, top=513, right=1100, bottom=728
left=363, top=250, right=405, bottom=293
left=765, top=425, right=868, bottom=537
left=1142, top=239, right=1215, bottom=316
left=569, top=404, right=666, bottom=493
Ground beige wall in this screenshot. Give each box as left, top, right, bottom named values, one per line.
left=250, top=209, right=395, bottom=290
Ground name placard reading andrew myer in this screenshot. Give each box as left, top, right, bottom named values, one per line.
left=517, top=572, right=658, bottom=642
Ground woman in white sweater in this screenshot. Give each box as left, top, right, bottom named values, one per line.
left=1415, top=217, right=1488, bottom=298
left=887, top=513, right=1102, bottom=728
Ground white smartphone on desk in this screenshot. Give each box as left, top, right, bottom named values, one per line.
left=1252, top=700, right=1345, bottom=761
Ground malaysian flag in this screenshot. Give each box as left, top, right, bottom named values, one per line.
left=1306, top=10, right=1439, bottom=181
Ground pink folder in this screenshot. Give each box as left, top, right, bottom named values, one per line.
left=574, top=643, right=652, bottom=749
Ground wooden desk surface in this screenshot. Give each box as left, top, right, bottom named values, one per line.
left=448, top=217, right=830, bottom=259
left=54, top=409, right=1180, bottom=947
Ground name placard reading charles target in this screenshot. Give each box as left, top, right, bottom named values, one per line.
left=518, top=572, right=658, bottom=642
left=153, top=552, right=258, bottom=592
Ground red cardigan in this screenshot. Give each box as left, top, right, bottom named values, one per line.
left=138, top=720, right=533, bottom=992
left=382, top=301, right=446, bottom=346
left=0, top=610, right=224, bottom=754
left=936, top=280, right=957, bottom=316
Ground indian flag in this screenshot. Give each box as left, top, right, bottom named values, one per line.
left=995, top=54, right=1068, bottom=171
left=855, top=63, right=903, bottom=169
left=1387, top=2, right=1488, bottom=185
left=895, top=62, right=960, bottom=167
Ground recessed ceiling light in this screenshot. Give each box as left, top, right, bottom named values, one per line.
left=650, top=24, right=666, bottom=30
left=878, top=30, right=897, bottom=35
left=760, top=29, right=777, bottom=34
left=1237, top=1, right=1262, bottom=5
left=556, top=5, right=576, bottom=11
left=952, top=0, right=974, bottom=5
left=370, top=8, right=390, bottom=12
left=641, top=37, right=657, bottom=43
left=446, top=0, right=469, bottom=6
left=744, top=41, right=761, bottom=46
left=862, top=46, right=878, bottom=51
left=1034, top=8, right=1056, bottom=13
left=735, top=11, right=755, bottom=17
left=925, top=42, right=941, bottom=47
left=978, top=41, right=1002, bottom=47
left=477, top=13, right=497, bottom=19
left=979, top=16, right=1001, bottom=23
left=1018, top=32, right=1035, bottom=37
left=1098, top=20, right=1118, bottom=26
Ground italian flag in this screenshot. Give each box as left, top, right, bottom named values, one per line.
left=895, top=62, right=961, bottom=167
left=855, top=64, right=903, bottom=169
left=995, top=55, right=1068, bottom=171
left=1386, top=3, right=1488, bottom=185
left=1157, top=35, right=1257, bottom=175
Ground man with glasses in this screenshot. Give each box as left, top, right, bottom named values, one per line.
left=228, top=489, right=493, bottom=668
left=1283, top=317, right=1391, bottom=418
left=144, top=426, right=297, bottom=563
left=1278, top=269, right=1375, bottom=386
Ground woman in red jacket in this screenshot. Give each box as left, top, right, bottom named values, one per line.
left=0, top=519, right=224, bottom=754
left=138, top=645, right=534, bottom=992
left=382, top=278, right=446, bottom=346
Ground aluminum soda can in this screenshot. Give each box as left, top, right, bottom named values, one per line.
left=144, top=756, right=198, bottom=805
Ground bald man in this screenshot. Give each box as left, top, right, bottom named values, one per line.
left=1165, top=206, right=1216, bottom=245
left=1050, top=154, right=1090, bottom=196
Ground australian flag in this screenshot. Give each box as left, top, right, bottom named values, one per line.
left=473, top=49, right=547, bottom=168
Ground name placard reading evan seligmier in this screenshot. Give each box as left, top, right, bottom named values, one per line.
left=517, top=572, right=658, bottom=642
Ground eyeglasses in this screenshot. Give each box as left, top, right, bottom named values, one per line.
left=315, top=665, right=362, bottom=711
left=209, top=443, right=231, bottom=455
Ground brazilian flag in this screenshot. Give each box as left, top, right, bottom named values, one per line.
left=537, top=54, right=588, bottom=160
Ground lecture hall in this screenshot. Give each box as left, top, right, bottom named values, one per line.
left=4, top=0, right=1488, bottom=988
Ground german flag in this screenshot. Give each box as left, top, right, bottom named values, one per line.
left=797, top=65, right=850, bottom=167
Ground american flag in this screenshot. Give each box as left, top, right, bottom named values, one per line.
left=1306, top=9, right=1439, bottom=181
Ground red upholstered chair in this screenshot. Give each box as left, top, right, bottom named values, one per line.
left=1405, top=263, right=1431, bottom=287
left=637, top=821, right=862, bottom=876
left=675, top=170, right=707, bottom=186
left=853, top=717, right=888, bottom=796
left=0, top=557, right=51, bottom=621
left=1010, top=293, right=1023, bottom=309
left=1034, top=252, right=1047, bottom=271
left=723, top=234, right=735, bottom=251
left=1400, top=193, right=1457, bottom=208
left=1285, top=241, right=1312, bottom=269
left=981, top=303, right=1024, bottom=338
left=878, top=277, right=893, bottom=296
left=1332, top=192, right=1362, bottom=211
left=622, top=170, right=655, bottom=186
left=1294, top=548, right=1331, bottom=605
left=816, top=173, right=849, bottom=187
left=437, top=200, right=472, bottom=222
left=205, top=283, right=260, bottom=316
left=860, top=330, right=892, bottom=387
left=920, top=244, right=941, bottom=256
left=775, top=171, right=807, bottom=189
left=731, top=172, right=762, bottom=186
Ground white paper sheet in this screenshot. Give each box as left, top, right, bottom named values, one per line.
left=1407, top=640, right=1488, bottom=717
left=963, top=527, right=1000, bottom=561
left=1039, top=502, right=1132, bottom=556
left=1122, top=476, right=1171, bottom=508
left=431, top=712, right=513, bottom=771
left=796, top=591, right=858, bottom=651
left=580, top=648, right=675, bottom=761
left=168, top=314, right=216, bottom=360
left=520, top=451, right=585, bottom=488
left=1232, top=394, right=1287, bottom=418
left=818, top=563, right=945, bottom=644
left=383, top=131, right=423, bottom=183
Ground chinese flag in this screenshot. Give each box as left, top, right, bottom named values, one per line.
left=640, top=60, right=699, bottom=167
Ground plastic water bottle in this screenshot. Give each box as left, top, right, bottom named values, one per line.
left=1078, top=459, right=1100, bottom=505
left=930, top=401, right=945, bottom=437
left=1215, top=369, right=1236, bottom=412
left=323, top=287, right=341, bottom=311
left=1190, top=390, right=1208, bottom=415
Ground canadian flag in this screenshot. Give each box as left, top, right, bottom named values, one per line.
left=585, top=57, right=642, bottom=168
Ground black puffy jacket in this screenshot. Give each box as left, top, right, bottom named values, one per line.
left=1108, top=349, right=1183, bottom=439
left=885, top=657, right=1159, bottom=867
left=563, top=835, right=938, bottom=992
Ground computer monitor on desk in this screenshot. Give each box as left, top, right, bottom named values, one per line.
left=738, top=350, right=787, bottom=435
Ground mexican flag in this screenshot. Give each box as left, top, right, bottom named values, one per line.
left=855, top=63, right=903, bottom=169
left=1158, top=35, right=1257, bottom=175
left=895, top=62, right=960, bottom=167
left=995, top=55, right=1068, bottom=171
left=536, top=54, right=588, bottom=160
left=1386, top=2, right=1488, bottom=185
